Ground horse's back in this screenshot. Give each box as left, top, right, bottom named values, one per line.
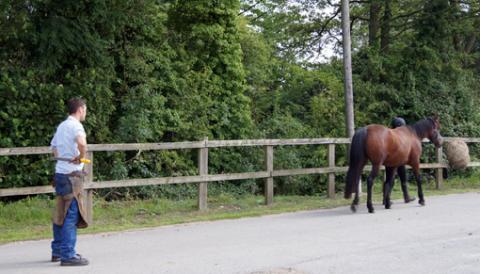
left=365, top=125, right=418, bottom=166
left=365, top=125, right=389, bottom=163
left=365, top=124, right=389, bottom=145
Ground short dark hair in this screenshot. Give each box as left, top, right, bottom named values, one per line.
left=67, top=98, right=86, bottom=114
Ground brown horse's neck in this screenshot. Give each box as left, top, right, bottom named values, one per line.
left=409, top=119, right=434, bottom=140
left=408, top=126, right=426, bottom=139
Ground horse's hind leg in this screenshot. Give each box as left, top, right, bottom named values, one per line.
left=350, top=160, right=366, bottom=213
left=351, top=189, right=360, bottom=212
left=383, top=167, right=397, bottom=209
left=367, top=165, right=380, bottom=213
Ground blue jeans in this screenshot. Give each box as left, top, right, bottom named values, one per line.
left=51, top=174, right=79, bottom=260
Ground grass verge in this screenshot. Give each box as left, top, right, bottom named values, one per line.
left=1, top=173, right=480, bottom=244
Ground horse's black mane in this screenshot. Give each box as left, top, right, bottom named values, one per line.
left=408, top=118, right=435, bottom=138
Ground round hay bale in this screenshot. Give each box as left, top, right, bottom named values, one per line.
left=445, top=139, right=470, bottom=169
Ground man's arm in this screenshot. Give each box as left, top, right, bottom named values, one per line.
left=76, top=134, right=87, bottom=160
left=70, top=133, right=87, bottom=164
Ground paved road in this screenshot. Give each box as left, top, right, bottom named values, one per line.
left=1, top=193, right=480, bottom=274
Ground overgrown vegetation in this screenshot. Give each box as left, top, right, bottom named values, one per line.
left=1, top=0, right=480, bottom=199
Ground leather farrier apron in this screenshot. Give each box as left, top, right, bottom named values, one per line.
left=53, top=173, right=89, bottom=229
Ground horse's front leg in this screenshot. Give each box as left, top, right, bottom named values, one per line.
left=367, top=165, right=380, bottom=213
left=397, top=165, right=415, bottom=203
left=412, top=163, right=425, bottom=206
left=384, top=167, right=397, bottom=209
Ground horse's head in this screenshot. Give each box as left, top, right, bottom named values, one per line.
left=427, top=115, right=443, bottom=148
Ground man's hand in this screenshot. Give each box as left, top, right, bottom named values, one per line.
left=70, top=156, right=81, bottom=165
left=76, top=134, right=87, bottom=163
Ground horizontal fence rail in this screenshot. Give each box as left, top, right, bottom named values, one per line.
left=1, top=137, right=479, bottom=217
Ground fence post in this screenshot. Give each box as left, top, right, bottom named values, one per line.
left=264, top=145, right=274, bottom=205
left=198, top=137, right=208, bottom=211
left=328, top=144, right=336, bottom=199
left=435, top=147, right=443, bottom=189
left=84, top=151, right=94, bottom=224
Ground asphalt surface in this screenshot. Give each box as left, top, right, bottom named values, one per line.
left=1, top=192, right=480, bottom=274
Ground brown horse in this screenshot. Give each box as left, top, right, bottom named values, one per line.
left=344, top=116, right=443, bottom=213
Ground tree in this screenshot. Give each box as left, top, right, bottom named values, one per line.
left=168, top=0, right=254, bottom=140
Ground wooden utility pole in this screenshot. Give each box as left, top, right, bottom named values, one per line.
left=342, top=0, right=355, bottom=138
left=342, top=0, right=360, bottom=192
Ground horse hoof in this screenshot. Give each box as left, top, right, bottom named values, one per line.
left=419, top=200, right=425, bottom=206
left=385, top=203, right=391, bottom=209
left=405, top=197, right=416, bottom=203
left=368, top=206, right=375, bottom=213
left=350, top=204, right=357, bottom=213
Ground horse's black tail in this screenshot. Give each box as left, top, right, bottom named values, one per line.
left=345, top=127, right=367, bottom=199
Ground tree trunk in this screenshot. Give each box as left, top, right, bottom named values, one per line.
left=464, top=35, right=477, bottom=54
left=450, top=0, right=462, bottom=51
left=369, top=0, right=382, bottom=47
left=464, top=7, right=480, bottom=54
left=380, top=0, right=392, bottom=52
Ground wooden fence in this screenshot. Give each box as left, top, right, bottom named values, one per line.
left=1, top=137, right=480, bottom=222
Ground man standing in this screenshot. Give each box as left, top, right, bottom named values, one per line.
left=50, top=98, right=89, bottom=266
